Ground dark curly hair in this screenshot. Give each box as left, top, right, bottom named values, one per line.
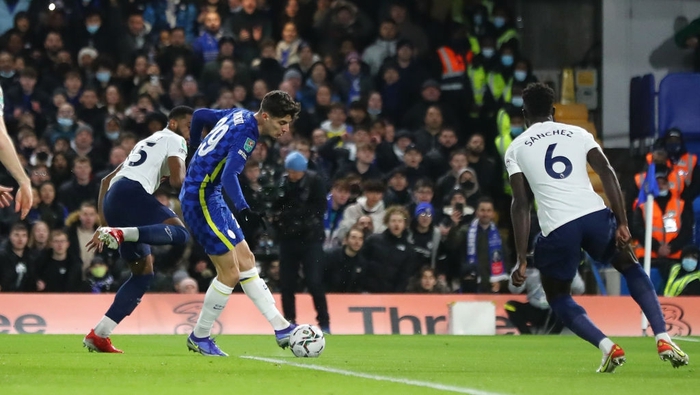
left=522, top=82, right=555, bottom=119
left=261, top=90, right=301, bottom=120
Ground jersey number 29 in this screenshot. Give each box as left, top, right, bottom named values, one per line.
left=198, top=116, right=229, bottom=156
left=544, top=143, right=573, bottom=179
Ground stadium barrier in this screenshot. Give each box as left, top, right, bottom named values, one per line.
left=0, top=294, right=697, bottom=336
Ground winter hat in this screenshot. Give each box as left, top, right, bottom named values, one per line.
left=285, top=151, right=308, bottom=171
left=415, top=202, right=434, bottom=217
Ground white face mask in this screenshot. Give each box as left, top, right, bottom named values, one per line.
left=658, top=189, right=669, bottom=197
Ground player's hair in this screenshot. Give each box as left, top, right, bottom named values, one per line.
left=522, top=82, right=555, bottom=119
left=10, top=222, right=28, bottom=234
left=361, top=179, right=386, bottom=194
left=476, top=196, right=494, bottom=210
left=260, top=90, right=301, bottom=120
left=383, top=205, right=409, bottom=225
left=168, top=105, right=194, bottom=120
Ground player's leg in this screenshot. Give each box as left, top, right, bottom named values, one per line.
left=235, top=239, right=295, bottom=347
left=98, top=215, right=190, bottom=249
left=300, top=241, right=330, bottom=332
left=535, top=218, right=624, bottom=372
left=585, top=208, right=688, bottom=367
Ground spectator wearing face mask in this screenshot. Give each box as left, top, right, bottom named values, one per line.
left=663, top=245, right=700, bottom=296
left=630, top=165, right=694, bottom=270
left=663, top=128, right=700, bottom=202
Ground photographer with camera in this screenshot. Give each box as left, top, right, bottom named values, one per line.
left=271, top=151, right=330, bottom=333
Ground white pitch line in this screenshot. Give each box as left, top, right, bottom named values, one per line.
left=672, top=337, right=700, bottom=343
left=241, top=355, right=509, bottom=395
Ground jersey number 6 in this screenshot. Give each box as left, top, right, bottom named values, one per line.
left=544, top=143, right=573, bottom=179
left=128, top=141, right=156, bottom=167
left=198, top=116, right=229, bottom=156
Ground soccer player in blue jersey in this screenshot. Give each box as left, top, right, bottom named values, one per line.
left=82, top=106, right=194, bottom=353
left=181, top=90, right=300, bottom=356
left=507, top=83, right=688, bottom=372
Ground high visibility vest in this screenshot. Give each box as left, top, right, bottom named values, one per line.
left=496, top=28, right=520, bottom=50
left=633, top=196, right=684, bottom=260
left=664, top=263, right=700, bottom=297
left=645, top=152, right=693, bottom=187
left=437, top=46, right=466, bottom=91
left=495, top=110, right=513, bottom=196
left=634, top=171, right=684, bottom=205
left=488, top=72, right=513, bottom=103
left=468, top=65, right=487, bottom=107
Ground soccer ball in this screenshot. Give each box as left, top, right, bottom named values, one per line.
left=289, top=324, right=325, bottom=358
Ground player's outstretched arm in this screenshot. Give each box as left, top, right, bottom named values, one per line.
left=509, top=173, right=533, bottom=286
left=189, top=108, right=229, bottom=149
left=97, top=164, right=122, bottom=226
left=0, top=114, right=32, bottom=218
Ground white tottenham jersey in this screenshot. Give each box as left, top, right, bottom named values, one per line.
left=504, top=121, right=606, bottom=236
left=111, top=128, right=188, bottom=194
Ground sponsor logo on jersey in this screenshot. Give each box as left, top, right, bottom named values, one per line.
left=233, top=112, right=244, bottom=125
left=244, top=138, right=255, bottom=153
left=238, top=149, right=247, bottom=160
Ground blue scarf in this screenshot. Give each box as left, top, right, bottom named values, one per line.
left=324, top=193, right=343, bottom=232
left=345, top=71, right=361, bottom=104
left=466, top=218, right=508, bottom=282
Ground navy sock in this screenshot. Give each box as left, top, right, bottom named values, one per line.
left=550, top=295, right=606, bottom=347
left=105, top=273, right=154, bottom=323
left=622, top=264, right=666, bottom=334
left=137, top=224, right=189, bottom=245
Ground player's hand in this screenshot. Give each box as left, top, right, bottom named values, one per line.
left=615, top=224, right=631, bottom=248
left=15, top=182, right=32, bottom=220
left=240, top=208, right=267, bottom=231
left=86, top=230, right=105, bottom=253
left=511, top=259, right=528, bottom=287
left=0, top=185, right=13, bottom=208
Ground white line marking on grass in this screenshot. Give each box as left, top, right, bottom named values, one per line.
left=241, top=356, right=508, bottom=395
left=673, top=337, right=700, bottom=343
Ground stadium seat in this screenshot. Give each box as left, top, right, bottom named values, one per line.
left=553, top=103, right=588, bottom=122
left=658, top=73, right=700, bottom=140
left=568, top=119, right=598, bottom=138
left=629, top=74, right=656, bottom=144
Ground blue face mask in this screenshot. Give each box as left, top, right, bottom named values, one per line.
left=481, top=47, right=495, bottom=59
left=86, top=24, right=100, bottom=34
left=514, top=70, right=528, bottom=82
left=510, top=126, right=524, bottom=137
left=493, top=17, right=506, bottom=29
left=105, top=131, right=120, bottom=141
left=473, top=14, right=483, bottom=26
left=682, top=258, right=698, bottom=272
left=658, top=189, right=669, bottom=197
left=96, top=71, right=111, bottom=83
left=511, top=96, right=523, bottom=107
left=501, top=55, right=514, bottom=67
left=0, top=70, right=15, bottom=78
left=57, top=117, right=74, bottom=127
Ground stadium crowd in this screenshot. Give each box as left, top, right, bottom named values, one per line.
left=0, top=0, right=698, bottom=303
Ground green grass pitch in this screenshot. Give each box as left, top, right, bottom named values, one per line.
left=0, top=335, right=698, bottom=395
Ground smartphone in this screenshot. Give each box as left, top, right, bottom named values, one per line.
left=455, top=203, right=464, bottom=213
left=150, top=75, right=159, bottom=85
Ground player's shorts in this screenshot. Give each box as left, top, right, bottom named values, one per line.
left=534, top=208, right=617, bottom=281
left=180, top=190, right=244, bottom=256
left=103, top=178, right=177, bottom=261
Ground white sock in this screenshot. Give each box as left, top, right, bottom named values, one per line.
left=655, top=332, right=672, bottom=343
left=598, top=338, right=615, bottom=355
left=94, top=316, right=118, bottom=338
left=239, top=268, right=289, bottom=331
left=193, top=278, right=232, bottom=338
left=121, top=227, right=139, bottom=242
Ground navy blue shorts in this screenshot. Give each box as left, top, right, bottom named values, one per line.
left=180, top=191, right=244, bottom=256
left=103, top=178, right=177, bottom=261
left=534, top=208, right=617, bottom=281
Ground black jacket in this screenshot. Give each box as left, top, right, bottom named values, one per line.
left=361, top=229, right=419, bottom=293
left=272, top=170, right=327, bottom=242
left=324, top=246, right=366, bottom=293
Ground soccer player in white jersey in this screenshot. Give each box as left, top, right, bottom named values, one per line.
left=0, top=85, right=32, bottom=218
left=82, top=106, right=194, bottom=353
left=506, top=83, right=688, bottom=372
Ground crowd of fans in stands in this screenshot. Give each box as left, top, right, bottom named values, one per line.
left=2, top=0, right=694, bottom=298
